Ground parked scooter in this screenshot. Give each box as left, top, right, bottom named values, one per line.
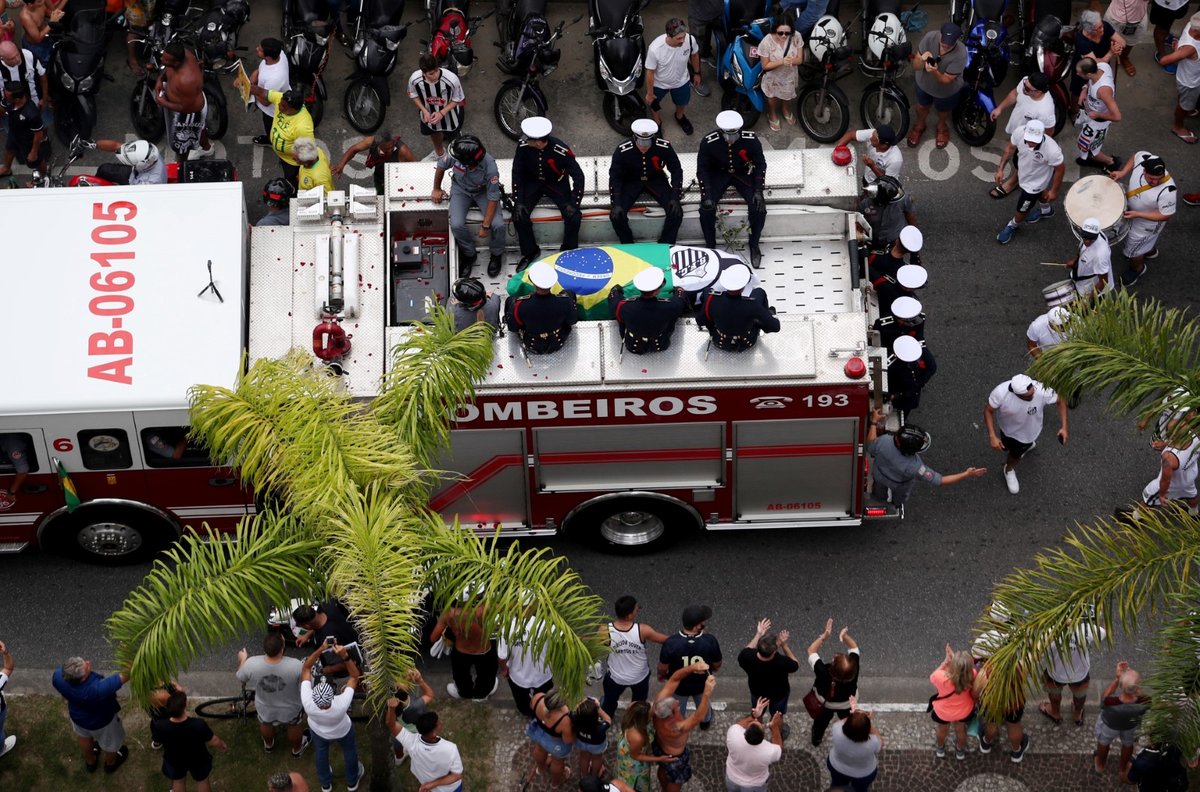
left=1024, top=13, right=1072, bottom=134
left=49, top=2, right=123, bottom=145
left=196, top=0, right=251, bottom=69
left=493, top=13, right=579, bottom=140
left=718, top=13, right=773, bottom=128
left=588, top=0, right=647, bottom=136
left=497, top=0, right=553, bottom=74
left=282, top=0, right=334, bottom=126
left=343, top=0, right=410, bottom=133
left=953, top=19, right=1008, bottom=146
left=796, top=14, right=853, bottom=142
left=427, top=0, right=491, bottom=75
left=858, top=11, right=911, bottom=137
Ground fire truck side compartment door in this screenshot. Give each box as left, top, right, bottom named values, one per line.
left=431, top=429, right=529, bottom=529
left=534, top=422, right=724, bottom=492
left=733, top=418, right=859, bottom=520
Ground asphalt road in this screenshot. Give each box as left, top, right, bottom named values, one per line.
left=0, top=1, right=1191, bottom=688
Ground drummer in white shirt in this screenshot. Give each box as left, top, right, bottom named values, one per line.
left=989, top=73, right=1057, bottom=199
left=1109, top=151, right=1178, bottom=286
left=1065, top=217, right=1113, bottom=298
left=1026, top=306, right=1070, bottom=359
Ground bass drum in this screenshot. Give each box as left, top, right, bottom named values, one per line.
left=1064, top=175, right=1129, bottom=243
left=1042, top=278, right=1077, bottom=308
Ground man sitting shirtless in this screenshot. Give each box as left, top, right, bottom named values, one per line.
left=154, top=40, right=213, bottom=161
left=651, top=661, right=717, bottom=792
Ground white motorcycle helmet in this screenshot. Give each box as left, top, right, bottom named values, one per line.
left=867, top=12, right=904, bottom=59
left=808, top=15, right=846, bottom=61
left=116, top=140, right=160, bottom=174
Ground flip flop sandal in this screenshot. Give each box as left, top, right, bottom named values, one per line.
left=907, top=125, right=925, bottom=147
left=1038, top=702, right=1063, bottom=725
left=935, top=127, right=950, bottom=149
left=784, top=112, right=797, bottom=125
left=1173, top=130, right=1198, bottom=144
left=989, top=185, right=1010, bottom=199
left=1123, top=61, right=1136, bottom=76
left=769, top=117, right=782, bottom=131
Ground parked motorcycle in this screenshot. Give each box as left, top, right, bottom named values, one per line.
left=858, top=11, right=911, bottom=137
left=588, top=0, right=647, bottom=136
left=493, top=12, right=579, bottom=139
left=343, top=0, right=410, bottom=133
left=953, top=20, right=1008, bottom=146
left=196, top=0, right=251, bottom=69
left=282, top=0, right=334, bottom=126
left=1024, top=14, right=1072, bottom=134
left=129, top=31, right=230, bottom=145
left=49, top=3, right=123, bottom=145
left=796, top=14, right=853, bottom=143
left=427, top=0, right=491, bottom=75
left=718, top=13, right=772, bottom=128
left=497, top=0, right=551, bottom=74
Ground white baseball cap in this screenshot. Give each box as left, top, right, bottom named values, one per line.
left=1048, top=306, right=1070, bottom=325
left=1009, top=373, right=1034, bottom=393
left=1023, top=120, right=1046, bottom=143
left=972, top=629, right=1005, bottom=659
left=899, top=225, right=923, bottom=253
left=897, top=264, right=928, bottom=289
left=633, top=267, right=665, bottom=293
left=719, top=263, right=752, bottom=292
left=716, top=110, right=744, bottom=132
left=1080, top=217, right=1102, bottom=240
left=631, top=118, right=659, bottom=138
left=893, top=335, right=922, bottom=363
left=529, top=261, right=558, bottom=289
left=520, top=116, right=553, bottom=139
left=891, top=296, right=922, bottom=320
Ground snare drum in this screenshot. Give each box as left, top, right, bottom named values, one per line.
left=1064, top=175, right=1129, bottom=244
left=1042, top=278, right=1077, bottom=308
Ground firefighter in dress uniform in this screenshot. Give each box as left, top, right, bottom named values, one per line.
left=698, top=263, right=780, bottom=351
left=431, top=135, right=508, bottom=277
left=504, top=261, right=579, bottom=354
left=698, top=110, right=768, bottom=268
left=511, top=116, right=586, bottom=272
left=869, top=225, right=925, bottom=316
left=873, top=295, right=925, bottom=351
left=607, top=267, right=688, bottom=354
left=608, top=118, right=684, bottom=245
left=887, top=335, right=937, bottom=415
left=876, top=263, right=927, bottom=319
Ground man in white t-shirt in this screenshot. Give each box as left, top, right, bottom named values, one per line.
left=1110, top=151, right=1177, bottom=286
left=250, top=38, right=291, bottom=145
left=1065, top=217, right=1113, bottom=298
left=300, top=643, right=363, bottom=792
left=1025, top=306, right=1070, bottom=358
left=386, top=707, right=464, bottom=792
left=835, top=124, right=901, bottom=187
left=989, top=72, right=1057, bottom=197
left=644, top=18, right=702, bottom=136
left=996, top=121, right=1065, bottom=244
left=1140, top=409, right=1200, bottom=512
left=725, top=697, right=783, bottom=792
left=983, top=373, right=1069, bottom=494
left=1160, top=12, right=1200, bottom=141
left=1152, top=0, right=1195, bottom=68
left=498, top=618, right=554, bottom=718
left=1040, top=623, right=1105, bottom=725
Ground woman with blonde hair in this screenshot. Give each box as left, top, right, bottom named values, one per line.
left=928, top=643, right=977, bottom=760
left=614, top=700, right=673, bottom=792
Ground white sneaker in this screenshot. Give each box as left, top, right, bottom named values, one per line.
left=187, top=144, right=215, bottom=161
left=346, top=761, right=366, bottom=792
left=0, top=735, right=16, bottom=758
left=446, top=682, right=462, bottom=699
left=1004, top=467, right=1020, bottom=494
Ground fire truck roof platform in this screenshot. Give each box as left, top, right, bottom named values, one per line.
left=4, top=182, right=247, bottom=416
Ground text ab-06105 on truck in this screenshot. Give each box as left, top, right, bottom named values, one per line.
left=2, top=148, right=893, bottom=564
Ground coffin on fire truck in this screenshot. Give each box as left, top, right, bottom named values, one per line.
left=249, top=151, right=891, bottom=552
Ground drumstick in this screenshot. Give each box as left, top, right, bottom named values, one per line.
left=1040, top=261, right=1066, bottom=267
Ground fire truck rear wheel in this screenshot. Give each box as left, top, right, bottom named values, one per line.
left=568, top=495, right=699, bottom=554
left=42, top=507, right=175, bottom=565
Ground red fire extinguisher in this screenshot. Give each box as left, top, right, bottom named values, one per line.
left=312, top=316, right=351, bottom=361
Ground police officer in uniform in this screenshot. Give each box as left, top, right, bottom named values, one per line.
left=431, top=135, right=507, bottom=277
left=887, top=335, right=937, bottom=415
left=609, top=119, right=684, bottom=245
left=504, top=262, right=579, bottom=354
left=511, top=116, right=586, bottom=271
left=698, top=263, right=780, bottom=351
left=698, top=110, right=768, bottom=268
left=607, top=267, right=688, bottom=354
left=874, top=295, right=925, bottom=351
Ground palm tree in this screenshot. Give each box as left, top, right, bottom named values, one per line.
left=974, top=291, right=1200, bottom=757
left=106, top=308, right=607, bottom=712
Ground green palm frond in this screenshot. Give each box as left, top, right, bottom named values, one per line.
left=319, top=486, right=427, bottom=707
left=373, top=306, right=495, bottom=472
left=976, top=506, right=1200, bottom=721
left=105, top=513, right=322, bottom=703
left=1141, top=593, right=1200, bottom=753
left=1030, top=293, right=1200, bottom=441
left=417, top=520, right=608, bottom=703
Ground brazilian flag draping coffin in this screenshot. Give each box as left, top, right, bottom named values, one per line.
left=505, top=244, right=676, bottom=320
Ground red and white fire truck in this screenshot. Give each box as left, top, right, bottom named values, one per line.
left=2, top=148, right=886, bottom=563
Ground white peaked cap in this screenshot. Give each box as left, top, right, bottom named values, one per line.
left=521, top=116, right=553, bottom=138
left=633, top=267, right=665, bottom=292
left=891, top=296, right=922, bottom=319
left=897, top=264, right=928, bottom=289
left=719, top=264, right=752, bottom=291
left=899, top=225, right=923, bottom=252
left=529, top=261, right=559, bottom=289
left=716, top=110, right=744, bottom=131
left=893, top=335, right=922, bottom=362
left=631, top=119, right=659, bottom=137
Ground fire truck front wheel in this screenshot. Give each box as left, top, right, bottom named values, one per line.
left=567, top=494, right=701, bottom=554
left=41, top=506, right=176, bottom=565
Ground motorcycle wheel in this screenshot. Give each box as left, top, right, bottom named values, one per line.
left=859, top=87, right=910, bottom=140
left=55, top=95, right=95, bottom=146
left=952, top=94, right=997, bottom=147
left=796, top=84, right=850, bottom=144
left=720, top=90, right=760, bottom=130
left=204, top=85, right=228, bottom=140
left=129, top=83, right=166, bottom=143
left=493, top=82, right=542, bottom=141
left=344, top=80, right=386, bottom=134
left=602, top=93, right=646, bottom=137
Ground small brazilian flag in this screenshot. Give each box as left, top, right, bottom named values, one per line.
left=54, top=458, right=81, bottom=513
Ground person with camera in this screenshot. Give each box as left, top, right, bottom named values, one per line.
left=908, top=23, right=967, bottom=149
left=300, top=640, right=363, bottom=792
left=867, top=409, right=987, bottom=506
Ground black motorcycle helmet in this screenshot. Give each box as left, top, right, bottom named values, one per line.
left=452, top=277, right=486, bottom=308
left=896, top=424, right=932, bottom=455
left=262, top=177, right=296, bottom=207
left=870, top=175, right=904, bottom=206
left=449, top=135, right=486, bottom=168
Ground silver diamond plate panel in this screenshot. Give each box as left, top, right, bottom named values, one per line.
left=479, top=323, right=605, bottom=387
